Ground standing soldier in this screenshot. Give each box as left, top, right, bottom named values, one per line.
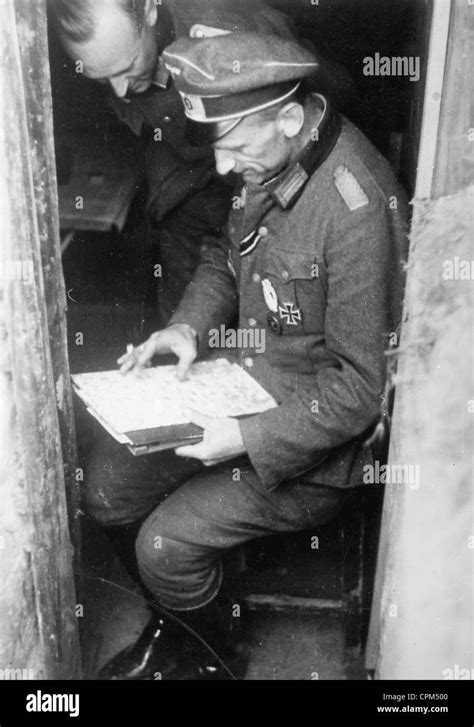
left=86, top=32, right=409, bottom=680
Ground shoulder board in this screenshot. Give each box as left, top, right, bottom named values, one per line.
left=334, top=165, right=369, bottom=211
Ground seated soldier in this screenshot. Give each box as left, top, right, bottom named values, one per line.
left=86, top=32, right=409, bottom=680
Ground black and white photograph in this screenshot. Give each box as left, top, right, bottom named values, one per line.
left=0, top=0, right=472, bottom=715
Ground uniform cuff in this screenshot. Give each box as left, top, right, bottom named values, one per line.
left=239, top=415, right=281, bottom=491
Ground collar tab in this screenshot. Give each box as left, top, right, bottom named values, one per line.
left=269, top=95, right=341, bottom=210
left=153, top=56, right=172, bottom=90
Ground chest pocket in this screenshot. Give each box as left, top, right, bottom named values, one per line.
left=261, top=249, right=326, bottom=336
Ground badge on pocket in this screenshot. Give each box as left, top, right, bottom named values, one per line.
left=262, top=278, right=279, bottom=313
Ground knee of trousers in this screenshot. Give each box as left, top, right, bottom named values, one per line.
left=135, top=513, right=223, bottom=610
left=83, top=482, right=125, bottom=526
left=83, top=458, right=121, bottom=525
left=82, top=446, right=148, bottom=526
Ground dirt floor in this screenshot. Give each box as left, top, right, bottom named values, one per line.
left=78, top=524, right=358, bottom=681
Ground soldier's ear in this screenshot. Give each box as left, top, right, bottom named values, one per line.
left=144, top=0, right=158, bottom=27
left=277, top=103, right=304, bottom=139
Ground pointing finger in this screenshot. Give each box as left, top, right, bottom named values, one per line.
left=170, top=340, right=196, bottom=381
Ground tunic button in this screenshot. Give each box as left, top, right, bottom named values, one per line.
left=258, top=226, right=269, bottom=237
left=252, top=272, right=261, bottom=283
left=163, top=116, right=172, bottom=123
left=267, top=313, right=282, bottom=335
left=244, top=357, right=254, bottom=368
left=248, top=317, right=257, bottom=327
left=281, top=270, right=290, bottom=281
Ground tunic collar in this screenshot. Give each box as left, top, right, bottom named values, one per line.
left=264, top=95, right=341, bottom=210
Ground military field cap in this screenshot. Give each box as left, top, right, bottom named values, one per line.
left=162, top=32, right=320, bottom=146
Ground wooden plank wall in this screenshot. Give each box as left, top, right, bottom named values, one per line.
left=366, top=0, right=474, bottom=678
left=16, top=0, right=81, bottom=556
left=0, top=0, right=81, bottom=679
left=432, top=0, right=474, bottom=197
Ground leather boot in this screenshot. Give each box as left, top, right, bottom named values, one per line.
left=97, top=594, right=249, bottom=681
left=176, top=593, right=249, bottom=680
left=97, top=611, right=199, bottom=680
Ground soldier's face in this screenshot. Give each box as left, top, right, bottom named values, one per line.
left=213, top=113, right=295, bottom=185
left=64, top=2, right=159, bottom=98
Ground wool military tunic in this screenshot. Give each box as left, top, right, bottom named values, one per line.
left=170, top=104, right=409, bottom=492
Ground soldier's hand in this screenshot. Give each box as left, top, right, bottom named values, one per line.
left=175, top=409, right=246, bottom=465
left=117, top=324, right=198, bottom=380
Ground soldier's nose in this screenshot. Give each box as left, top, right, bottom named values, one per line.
left=214, top=150, right=236, bottom=176
left=109, top=75, right=130, bottom=99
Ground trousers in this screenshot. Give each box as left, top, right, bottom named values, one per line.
left=84, top=432, right=347, bottom=610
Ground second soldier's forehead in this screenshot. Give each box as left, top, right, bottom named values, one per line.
left=65, top=4, right=140, bottom=79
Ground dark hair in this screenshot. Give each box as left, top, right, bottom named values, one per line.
left=49, top=0, right=147, bottom=44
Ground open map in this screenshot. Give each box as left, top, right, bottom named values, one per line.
left=72, top=358, right=277, bottom=452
